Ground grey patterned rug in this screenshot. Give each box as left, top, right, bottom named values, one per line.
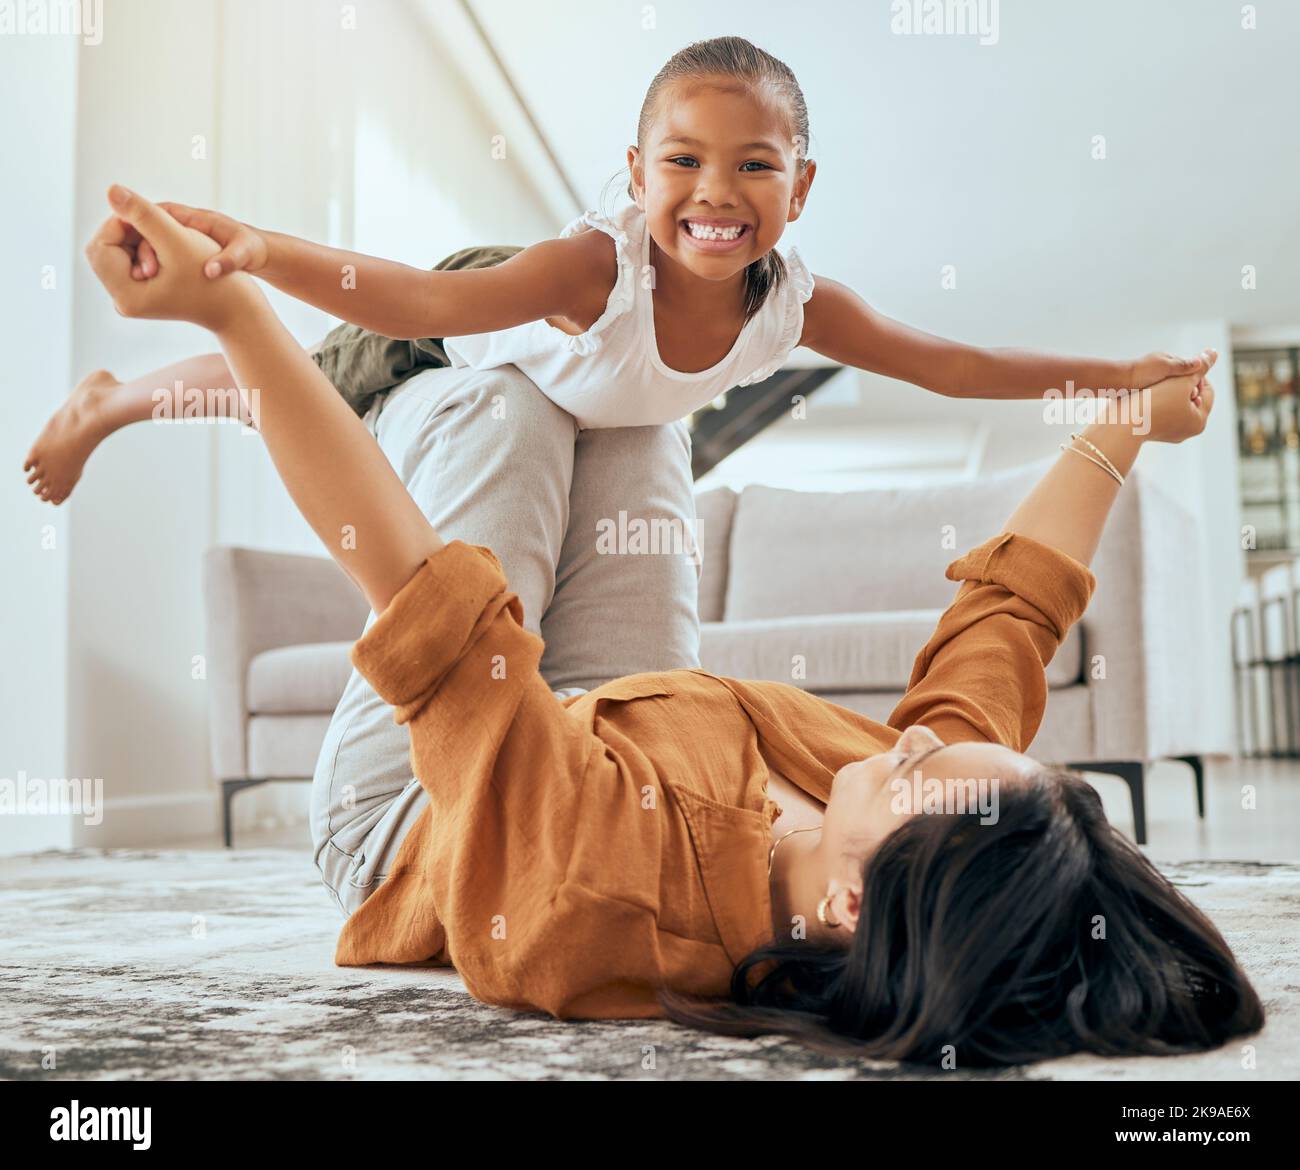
left=2, top=848, right=1296, bottom=1081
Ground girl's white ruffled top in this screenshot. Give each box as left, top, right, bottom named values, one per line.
left=441, top=202, right=815, bottom=429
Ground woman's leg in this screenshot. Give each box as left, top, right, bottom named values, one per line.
left=311, top=361, right=580, bottom=914
left=539, top=417, right=703, bottom=693
left=317, top=409, right=705, bottom=913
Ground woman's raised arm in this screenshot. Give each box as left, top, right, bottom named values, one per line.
left=87, top=185, right=443, bottom=613
left=886, top=366, right=1216, bottom=748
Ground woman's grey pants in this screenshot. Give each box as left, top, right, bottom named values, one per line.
left=310, top=362, right=703, bottom=916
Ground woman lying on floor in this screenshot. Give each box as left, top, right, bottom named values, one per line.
left=83, top=185, right=1263, bottom=1068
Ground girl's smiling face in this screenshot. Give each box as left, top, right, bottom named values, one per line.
left=628, top=77, right=816, bottom=284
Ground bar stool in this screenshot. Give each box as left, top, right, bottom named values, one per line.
left=1289, top=556, right=1300, bottom=753
left=1260, top=565, right=1297, bottom=757
left=1231, top=579, right=1263, bottom=757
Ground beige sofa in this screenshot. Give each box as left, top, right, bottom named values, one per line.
left=204, top=458, right=1214, bottom=847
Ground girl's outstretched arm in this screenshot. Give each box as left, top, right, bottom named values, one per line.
left=799, top=275, right=1212, bottom=400
left=87, top=185, right=442, bottom=613
left=139, top=201, right=600, bottom=343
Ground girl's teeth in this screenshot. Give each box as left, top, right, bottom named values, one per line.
left=686, top=221, right=745, bottom=241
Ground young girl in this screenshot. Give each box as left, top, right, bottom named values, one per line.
left=82, top=182, right=1260, bottom=1065
left=25, top=36, right=1211, bottom=502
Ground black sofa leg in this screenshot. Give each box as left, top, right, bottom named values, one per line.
left=222, top=779, right=270, bottom=848
left=1072, top=761, right=1147, bottom=845
left=1173, top=754, right=1206, bottom=819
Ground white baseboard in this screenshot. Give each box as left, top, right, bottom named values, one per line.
left=70, top=791, right=219, bottom=849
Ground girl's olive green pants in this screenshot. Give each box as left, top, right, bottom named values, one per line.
left=311, top=243, right=524, bottom=419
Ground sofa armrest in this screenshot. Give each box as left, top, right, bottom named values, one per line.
left=202, top=546, right=370, bottom=780
left=1082, top=465, right=1210, bottom=762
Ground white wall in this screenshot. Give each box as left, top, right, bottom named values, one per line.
left=66, top=0, right=225, bottom=847
left=0, top=28, right=77, bottom=852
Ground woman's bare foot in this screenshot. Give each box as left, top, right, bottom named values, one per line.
left=24, top=369, right=123, bottom=505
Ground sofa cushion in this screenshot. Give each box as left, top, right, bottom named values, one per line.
left=723, top=464, right=1050, bottom=620
left=247, top=642, right=354, bottom=714
left=699, top=611, right=1083, bottom=691
left=695, top=486, right=737, bottom=623
left=246, top=602, right=1084, bottom=720
left=247, top=713, right=335, bottom=778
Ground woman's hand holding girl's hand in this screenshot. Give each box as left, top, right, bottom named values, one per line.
left=1136, top=349, right=1216, bottom=444
left=86, top=185, right=262, bottom=333
left=129, top=201, right=269, bottom=282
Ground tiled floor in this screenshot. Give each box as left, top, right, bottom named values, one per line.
left=1079, top=755, right=1300, bottom=860
left=185, top=755, right=1300, bottom=861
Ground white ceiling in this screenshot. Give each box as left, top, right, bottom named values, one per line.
left=470, top=0, right=1300, bottom=347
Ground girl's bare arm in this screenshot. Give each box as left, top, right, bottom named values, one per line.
left=148, top=202, right=602, bottom=342
left=259, top=232, right=600, bottom=340
left=799, top=275, right=1210, bottom=400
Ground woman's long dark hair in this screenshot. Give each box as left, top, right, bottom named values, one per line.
left=660, top=765, right=1264, bottom=1067
left=604, top=35, right=812, bottom=325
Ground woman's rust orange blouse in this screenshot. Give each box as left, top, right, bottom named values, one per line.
left=334, top=530, right=1095, bottom=1019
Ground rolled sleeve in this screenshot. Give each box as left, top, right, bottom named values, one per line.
left=887, top=531, right=1097, bottom=750
left=943, top=531, right=1096, bottom=640
left=349, top=539, right=526, bottom=725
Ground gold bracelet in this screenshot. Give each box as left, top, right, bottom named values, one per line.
left=1069, top=432, right=1124, bottom=482
left=1059, top=440, right=1125, bottom=485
